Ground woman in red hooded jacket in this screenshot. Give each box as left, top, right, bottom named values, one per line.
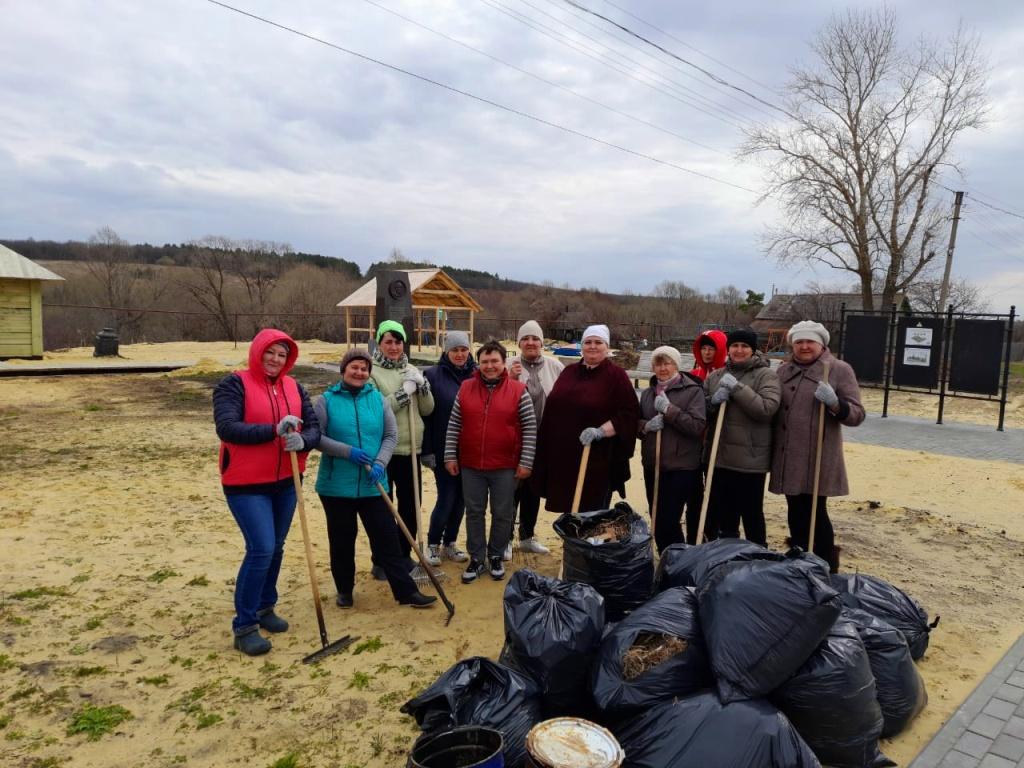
left=213, top=329, right=320, bottom=656
left=689, top=329, right=727, bottom=382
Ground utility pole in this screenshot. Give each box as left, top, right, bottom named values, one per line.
left=938, top=191, right=964, bottom=311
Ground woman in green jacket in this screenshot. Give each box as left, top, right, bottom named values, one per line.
left=313, top=348, right=435, bottom=609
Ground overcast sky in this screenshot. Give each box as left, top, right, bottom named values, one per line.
left=2, top=0, right=1023, bottom=311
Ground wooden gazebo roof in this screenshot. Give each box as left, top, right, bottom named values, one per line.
left=337, top=268, right=482, bottom=312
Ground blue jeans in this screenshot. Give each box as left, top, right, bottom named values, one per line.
left=427, top=467, right=465, bottom=547
left=226, top=484, right=296, bottom=633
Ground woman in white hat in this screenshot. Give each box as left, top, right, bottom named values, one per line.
left=769, top=320, right=864, bottom=572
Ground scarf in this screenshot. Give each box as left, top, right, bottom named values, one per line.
left=655, top=373, right=680, bottom=396
left=372, top=348, right=407, bottom=370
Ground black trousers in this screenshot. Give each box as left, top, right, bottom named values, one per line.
left=708, top=468, right=767, bottom=547
left=786, top=494, right=838, bottom=571
left=319, top=494, right=417, bottom=601
left=683, top=465, right=718, bottom=545
left=644, top=467, right=699, bottom=554
left=514, top=481, right=543, bottom=540
left=387, top=454, right=422, bottom=561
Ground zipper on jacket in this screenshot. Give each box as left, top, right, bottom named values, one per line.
left=351, top=390, right=366, bottom=495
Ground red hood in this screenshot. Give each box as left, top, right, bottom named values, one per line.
left=246, top=328, right=299, bottom=379
left=692, top=329, right=727, bottom=371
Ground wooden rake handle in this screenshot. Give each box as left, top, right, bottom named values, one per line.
left=290, top=451, right=329, bottom=649
left=697, top=400, right=727, bottom=544
left=808, top=361, right=831, bottom=554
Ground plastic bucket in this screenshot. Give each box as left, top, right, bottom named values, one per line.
left=525, top=717, right=624, bottom=768
left=408, top=726, right=505, bottom=768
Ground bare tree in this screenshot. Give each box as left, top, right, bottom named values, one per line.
left=84, top=226, right=165, bottom=338
left=236, top=239, right=289, bottom=334
left=179, top=236, right=239, bottom=341
left=742, top=8, right=988, bottom=310
left=907, top=276, right=987, bottom=313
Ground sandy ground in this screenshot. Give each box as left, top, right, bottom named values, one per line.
left=1, top=349, right=1023, bottom=767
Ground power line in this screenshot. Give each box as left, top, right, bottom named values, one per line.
left=359, top=0, right=725, bottom=155
left=557, top=0, right=791, bottom=118
left=936, top=182, right=1024, bottom=222
left=204, top=0, right=758, bottom=193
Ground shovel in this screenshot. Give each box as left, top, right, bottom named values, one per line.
left=288, top=450, right=358, bottom=664
left=808, top=361, right=831, bottom=556
left=696, top=400, right=727, bottom=544
left=376, top=481, right=456, bottom=625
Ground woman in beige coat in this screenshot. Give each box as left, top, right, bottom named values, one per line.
left=769, top=320, right=864, bottom=572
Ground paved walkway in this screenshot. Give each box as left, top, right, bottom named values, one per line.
left=910, top=632, right=1024, bottom=767
left=844, top=413, right=1024, bottom=464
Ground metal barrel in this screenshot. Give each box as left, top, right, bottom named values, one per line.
left=408, top=726, right=504, bottom=768
left=525, top=717, right=624, bottom=768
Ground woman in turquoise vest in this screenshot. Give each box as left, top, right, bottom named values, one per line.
left=313, top=348, right=436, bottom=609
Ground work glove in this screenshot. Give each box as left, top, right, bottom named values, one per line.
left=282, top=431, right=304, bottom=452
left=347, top=447, right=372, bottom=466
left=644, top=414, right=664, bottom=433
left=579, top=427, right=605, bottom=445
left=653, top=393, right=671, bottom=414
left=401, top=366, right=425, bottom=387
left=815, top=381, right=840, bottom=409
left=276, top=415, right=302, bottom=436
left=402, top=379, right=417, bottom=396
left=368, top=462, right=387, bottom=485
left=420, top=454, right=437, bottom=470
left=719, top=373, right=740, bottom=391
left=710, top=387, right=731, bottom=406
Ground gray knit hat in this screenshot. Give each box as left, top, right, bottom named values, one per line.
left=517, top=320, right=544, bottom=342
left=787, top=320, right=830, bottom=347
left=444, top=331, right=470, bottom=352
left=340, top=347, right=372, bottom=374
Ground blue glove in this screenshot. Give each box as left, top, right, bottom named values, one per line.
left=348, top=447, right=372, bottom=466
left=276, top=415, right=302, bottom=436
left=815, top=381, right=839, bottom=409
left=368, top=462, right=386, bottom=485
left=282, top=432, right=304, bottom=452
left=644, top=414, right=664, bottom=433
left=653, top=393, right=671, bottom=414
left=719, top=373, right=739, bottom=391
left=579, top=427, right=605, bottom=445
left=711, top=387, right=730, bottom=406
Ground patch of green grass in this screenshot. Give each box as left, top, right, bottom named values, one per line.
left=268, top=754, right=301, bottom=768
left=66, top=704, right=133, bottom=741
left=169, top=655, right=195, bottom=669
left=83, top=404, right=108, bottom=412
left=9, top=686, right=36, bottom=702
left=348, top=671, right=372, bottom=690
left=147, top=569, right=179, bottom=583
left=6, top=615, right=29, bottom=626
left=70, top=666, right=107, bottom=678
left=186, top=575, right=209, bottom=587
left=71, top=574, right=90, bottom=584
left=370, top=733, right=385, bottom=757
left=0, top=654, right=15, bottom=672
left=231, top=679, right=273, bottom=700
left=0, top=713, right=12, bottom=729
left=68, top=644, right=89, bottom=656
left=28, top=758, right=64, bottom=768
left=195, top=712, right=223, bottom=729
left=138, top=675, right=169, bottom=687
left=377, top=691, right=402, bottom=708
left=83, top=616, right=103, bottom=631
left=352, top=636, right=383, bottom=655
left=10, top=586, right=70, bottom=601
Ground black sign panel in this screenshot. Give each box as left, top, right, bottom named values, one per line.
left=893, top=317, right=944, bottom=389
left=949, top=319, right=1005, bottom=395
left=842, top=314, right=888, bottom=383
left=374, top=270, right=414, bottom=350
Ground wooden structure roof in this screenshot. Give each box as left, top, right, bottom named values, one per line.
left=0, top=245, right=64, bottom=359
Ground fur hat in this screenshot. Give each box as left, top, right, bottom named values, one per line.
left=727, top=327, right=758, bottom=349
left=444, top=331, right=470, bottom=352
left=651, top=345, right=682, bottom=369
left=375, top=319, right=406, bottom=343
left=517, top=320, right=544, bottom=342
left=340, top=347, right=372, bottom=374
left=582, top=324, right=610, bottom=345
left=787, top=320, right=830, bottom=348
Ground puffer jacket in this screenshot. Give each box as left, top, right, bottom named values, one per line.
left=705, top=350, right=781, bottom=473
left=638, top=374, right=706, bottom=471
left=422, top=351, right=477, bottom=461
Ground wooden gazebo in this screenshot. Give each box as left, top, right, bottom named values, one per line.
left=0, top=244, right=64, bottom=359
left=337, top=268, right=483, bottom=349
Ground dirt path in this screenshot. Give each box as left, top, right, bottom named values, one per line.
left=1, top=369, right=1022, bottom=767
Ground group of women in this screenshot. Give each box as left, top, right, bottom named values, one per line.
left=214, top=318, right=862, bottom=656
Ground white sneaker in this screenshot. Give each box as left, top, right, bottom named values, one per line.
left=425, top=544, right=442, bottom=567
left=443, top=544, right=469, bottom=563
left=519, top=537, right=550, bottom=555
left=502, top=542, right=513, bottom=562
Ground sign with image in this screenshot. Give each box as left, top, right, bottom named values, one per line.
left=903, top=348, right=931, bottom=367
left=893, top=316, right=944, bottom=388
left=905, top=326, right=933, bottom=347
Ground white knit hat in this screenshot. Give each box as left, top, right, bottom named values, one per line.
left=582, top=324, right=610, bottom=345
left=517, top=320, right=544, bottom=342
left=651, top=345, right=682, bottom=369
left=787, top=320, right=830, bottom=347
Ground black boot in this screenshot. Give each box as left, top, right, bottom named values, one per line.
left=398, top=591, right=437, bottom=609
left=829, top=545, right=841, bottom=574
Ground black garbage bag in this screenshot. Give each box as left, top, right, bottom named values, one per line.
left=401, top=656, right=541, bottom=768
left=831, top=573, right=938, bottom=660
left=844, top=608, right=928, bottom=737
left=553, top=502, right=654, bottom=621
left=656, top=538, right=769, bottom=591
left=591, top=587, right=712, bottom=714
left=698, top=550, right=841, bottom=702
left=614, top=691, right=821, bottom=767
left=499, top=569, right=604, bottom=718
left=771, top=619, right=893, bottom=768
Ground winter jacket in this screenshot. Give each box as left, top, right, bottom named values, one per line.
left=705, top=350, right=781, bottom=473
left=690, top=329, right=728, bottom=382
left=313, top=381, right=397, bottom=499
left=370, top=352, right=435, bottom=456
left=507, top=352, right=564, bottom=424
left=444, top=370, right=537, bottom=471
left=638, top=374, right=706, bottom=472
left=770, top=350, right=864, bottom=497
left=213, top=328, right=320, bottom=492
left=422, top=352, right=477, bottom=461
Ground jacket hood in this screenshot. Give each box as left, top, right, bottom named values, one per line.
left=247, top=328, right=299, bottom=378
left=692, top=329, right=728, bottom=371
left=440, top=350, right=477, bottom=378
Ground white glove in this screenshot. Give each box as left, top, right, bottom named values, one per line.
left=653, top=393, right=671, bottom=414
left=402, top=366, right=425, bottom=387
left=815, top=381, right=839, bottom=409
left=276, top=415, right=302, bottom=436
left=644, top=414, right=664, bottom=433
left=402, top=380, right=417, bottom=396
left=579, top=427, right=605, bottom=445
left=719, top=373, right=739, bottom=391
left=282, top=432, right=304, bottom=452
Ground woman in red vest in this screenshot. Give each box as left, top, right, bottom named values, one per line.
left=213, top=329, right=320, bottom=656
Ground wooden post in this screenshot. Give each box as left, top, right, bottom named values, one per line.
left=344, top=306, right=351, bottom=348
left=435, top=307, right=441, bottom=355
left=469, top=311, right=475, bottom=346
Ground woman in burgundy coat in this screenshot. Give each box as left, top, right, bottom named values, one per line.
left=533, top=324, right=640, bottom=513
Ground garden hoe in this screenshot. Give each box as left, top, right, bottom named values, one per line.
left=376, top=480, right=456, bottom=625
left=289, top=450, right=358, bottom=664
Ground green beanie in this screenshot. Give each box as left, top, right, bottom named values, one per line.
left=376, top=319, right=407, bottom=343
